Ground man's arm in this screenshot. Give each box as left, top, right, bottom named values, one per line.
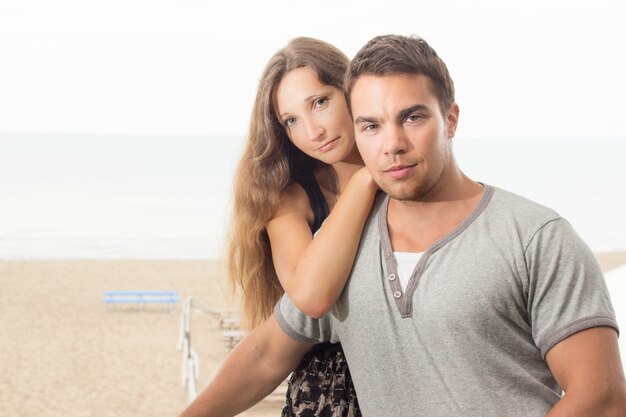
left=545, top=326, right=626, bottom=417
left=179, top=315, right=312, bottom=417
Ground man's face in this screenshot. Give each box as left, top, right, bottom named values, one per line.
left=351, top=74, right=459, bottom=201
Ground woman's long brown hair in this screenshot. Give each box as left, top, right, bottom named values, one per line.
left=226, top=37, right=349, bottom=330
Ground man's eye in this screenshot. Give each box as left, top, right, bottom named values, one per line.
left=405, top=114, right=422, bottom=123
left=363, top=124, right=378, bottom=132
left=314, top=97, right=328, bottom=108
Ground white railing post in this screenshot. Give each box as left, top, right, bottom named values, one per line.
left=186, top=348, right=199, bottom=403
left=179, top=296, right=237, bottom=403
left=179, top=297, right=192, bottom=388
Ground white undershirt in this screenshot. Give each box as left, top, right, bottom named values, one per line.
left=393, top=251, right=424, bottom=292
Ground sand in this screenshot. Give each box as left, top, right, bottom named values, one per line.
left=1, top=253, right=625, bottom=417
left=596, top=251, right=626, bottom=273
left=0, top=260, right=282, bottom=417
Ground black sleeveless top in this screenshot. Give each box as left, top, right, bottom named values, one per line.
left=295, top=172, right=343, bottom=354
left=296, top=172, right=330, bottom=234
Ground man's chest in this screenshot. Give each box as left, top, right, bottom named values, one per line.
left=335, top=239, right=531, bottom=342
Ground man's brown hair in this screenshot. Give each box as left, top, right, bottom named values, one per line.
left=345, top=34, right=455, bottom=114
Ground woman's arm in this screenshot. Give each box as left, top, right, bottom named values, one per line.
left=179, top=316, right=312, bottom=417
left=266, top=167, right=378, bottom=318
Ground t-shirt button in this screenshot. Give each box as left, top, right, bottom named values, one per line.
left=388, top=273, right=396, bottom=281
left=393, top=291, right=402, bottom=299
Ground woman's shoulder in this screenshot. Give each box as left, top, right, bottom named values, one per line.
left=273, top=181, right=314, bottom=221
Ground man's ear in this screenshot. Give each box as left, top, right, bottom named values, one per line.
left=446, top=102, right=460, bottom=139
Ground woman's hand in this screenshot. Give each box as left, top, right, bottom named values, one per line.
left=351, top=166, right=379, bottom=193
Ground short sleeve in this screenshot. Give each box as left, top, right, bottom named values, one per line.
left=525, top=218, right=618, bottom=358
left=274, top=294, right=333, bottom=344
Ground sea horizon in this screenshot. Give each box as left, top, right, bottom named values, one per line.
left=1, top=133, right=625, bottom=259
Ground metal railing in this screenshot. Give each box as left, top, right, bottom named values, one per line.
left=177, top=296, right=229, bottom=403
left=177, top=296, right=286, bottom=404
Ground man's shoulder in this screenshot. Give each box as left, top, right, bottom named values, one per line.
left=489, top=185, right=562, bottom=223
left=483, top=185, right=568, bottom=248
left=364, top=190, right=387, bottom=227
left=350, top=191, right=387, bottom=255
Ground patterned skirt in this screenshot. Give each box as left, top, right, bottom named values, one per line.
left=281, top=343, right=361, bottom=417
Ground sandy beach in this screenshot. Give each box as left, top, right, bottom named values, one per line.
left=0, top=260, right=282, bottom=417
left=1, top=254, right=625, bottom=417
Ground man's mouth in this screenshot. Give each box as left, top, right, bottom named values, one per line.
left=384, top=163, right=418, bottom=180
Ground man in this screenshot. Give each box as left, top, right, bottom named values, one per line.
left=181, top=35, right=625, bottom=417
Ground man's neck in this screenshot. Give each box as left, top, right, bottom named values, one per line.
left=386, top=174, right=484, bottom=253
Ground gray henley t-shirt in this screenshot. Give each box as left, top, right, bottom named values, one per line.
left=275, top=185, right=618, bottom=417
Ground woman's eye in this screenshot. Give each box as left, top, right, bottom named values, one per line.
left=314, top=97, right=328, bottom=108
left=285, top=117, right=296, bottom=127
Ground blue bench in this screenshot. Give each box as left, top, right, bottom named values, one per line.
left=104, top=290, right=180, bottom=311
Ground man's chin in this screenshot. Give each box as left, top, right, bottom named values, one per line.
left=387, top=191, right=422, bottom=201
left=382, top=187, right=421, bottom=202
left=381, top=181, right=431, bottom=202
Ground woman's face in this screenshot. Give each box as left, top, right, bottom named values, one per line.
left=274, top=67, right=355, bottom=165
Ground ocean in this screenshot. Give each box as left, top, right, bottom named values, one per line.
left=1, top=134, right=625, bottom=259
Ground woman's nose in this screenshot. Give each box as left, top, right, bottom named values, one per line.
left=304, top=117, right=325, bottom=141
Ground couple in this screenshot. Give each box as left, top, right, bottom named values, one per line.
left=182, top=35, right=625, bottom=416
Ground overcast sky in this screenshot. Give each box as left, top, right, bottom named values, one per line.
left=1, top=0, right=624, bottom=141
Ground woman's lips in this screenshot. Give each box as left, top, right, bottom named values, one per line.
left=318, top=137, right=339, bottom=153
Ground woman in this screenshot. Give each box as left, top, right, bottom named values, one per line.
left=227, top=37, right=377, bottom=416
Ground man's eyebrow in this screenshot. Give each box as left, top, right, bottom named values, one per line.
left=354, top=115, right=379, bottom=124
left=354, top=104, right=431, bottom=125
left=397, top=104, right=429, bottom=121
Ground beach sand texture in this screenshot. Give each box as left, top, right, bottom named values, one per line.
left=1, top=255, right=624, bottom=417
left=0, top=260, right=282, bottom=417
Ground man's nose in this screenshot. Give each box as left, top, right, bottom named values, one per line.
left=384, top=125, right=408, bottom=155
